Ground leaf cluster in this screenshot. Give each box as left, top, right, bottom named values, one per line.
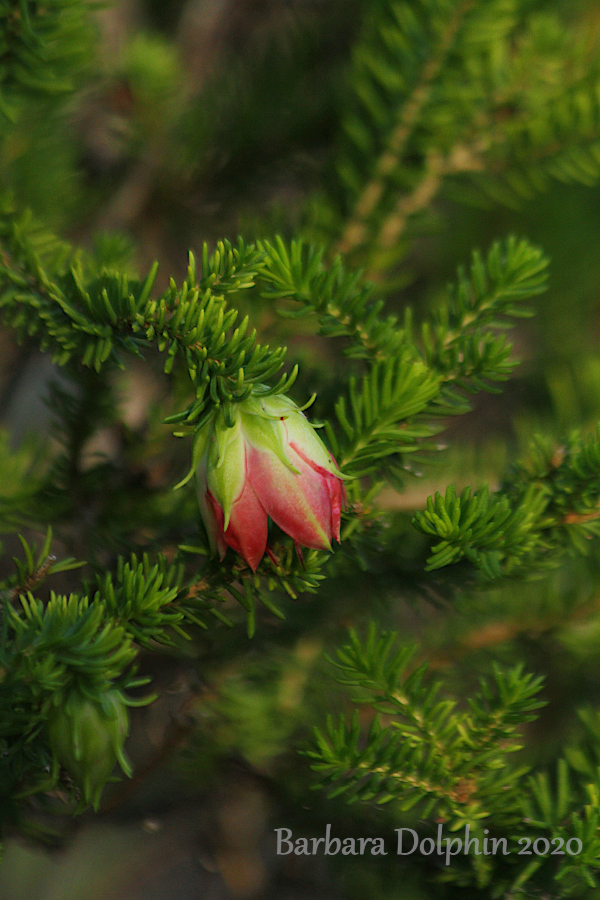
left=423, top=235, right=548, bottom=399
left=0, top=0, right=93, bottom=116
left=318, top=0, right=600, bottom=270
left=309, top=626, right=600, bottom=895
left=308, top=625, right=543, bottom=827
left=0, top=531, right=226, bottom=812
left=259, top=237, right=412, bottom=360
left=0, top=205, right=297, bottom=429
left=255, top=235, right=549, bottom=494
left=413, top=426, right=600, bottom=577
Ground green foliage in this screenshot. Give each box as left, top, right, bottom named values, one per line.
left=422, top=236, right=548, bottom=397
left=0, top=201, right=548, bottom=492
left=0, top=0, right=93, bottom=115
left=333, top=356, right=440, bottom=482
left=0, top=206, right=293, bottom=425
left=0, top=530, right=219, bottom=814
left=256, top=235, right=549, bottom=492
left=259, top=237, right=412, bottom=360
left=0, top=430, right=44, bottom=528
left=308, top=626, right=544, bottom=826
left=91, top=553, right=202, bottom=647
left=413, top=426, right=600, bottom=577
left=413, top=482, right=547, bottom=576
left=315, top=0, right=600, bottom=272
left=308, top=626, right=600, bottom=894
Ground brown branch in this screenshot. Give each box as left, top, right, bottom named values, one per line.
left=376, top=141, right=485, bottom=251
left=428, top=588, right=600, bottom=671
left=562, top=509, right=600, bottom=525
left=4, top=554, right=57, bottom=605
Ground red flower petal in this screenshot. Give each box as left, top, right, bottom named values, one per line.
left=247, top=444, right=334, bottom=550
left=208, top=481, right=268, bottom=572
left=327, top=474, right=346, bottom=543
left=290, top=441, right=346, bottom=543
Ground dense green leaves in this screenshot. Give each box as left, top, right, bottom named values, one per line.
left=259, top=237, right=411, bottom=359
left=0, top=0, right=93, bottom=114
left=423, top=236, right=549, bottom=396
left=0, top=208, right=291, bottom=426
left=333, top=356, right=440, bottom=481
left=308, top=626, right=545, bottom=826
left=317, top=0, right=600, bottom=269
left=308, top=626, right=600, bottom=893
left=413, top=427, right=600, bottom=577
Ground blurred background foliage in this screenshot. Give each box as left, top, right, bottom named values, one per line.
left=3, top=0, right=600, bottom=898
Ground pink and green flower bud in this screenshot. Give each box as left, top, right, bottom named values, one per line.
left=195, top=390, right=347, bottom=571
left=47, top=687, right=131, bottom=810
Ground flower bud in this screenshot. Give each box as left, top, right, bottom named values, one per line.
left=47, top=687, right=131, bottom=810
left=195, top=391, right=346, bottom=571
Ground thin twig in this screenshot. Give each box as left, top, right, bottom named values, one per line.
left=375, top=142, right=485, bottom=250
